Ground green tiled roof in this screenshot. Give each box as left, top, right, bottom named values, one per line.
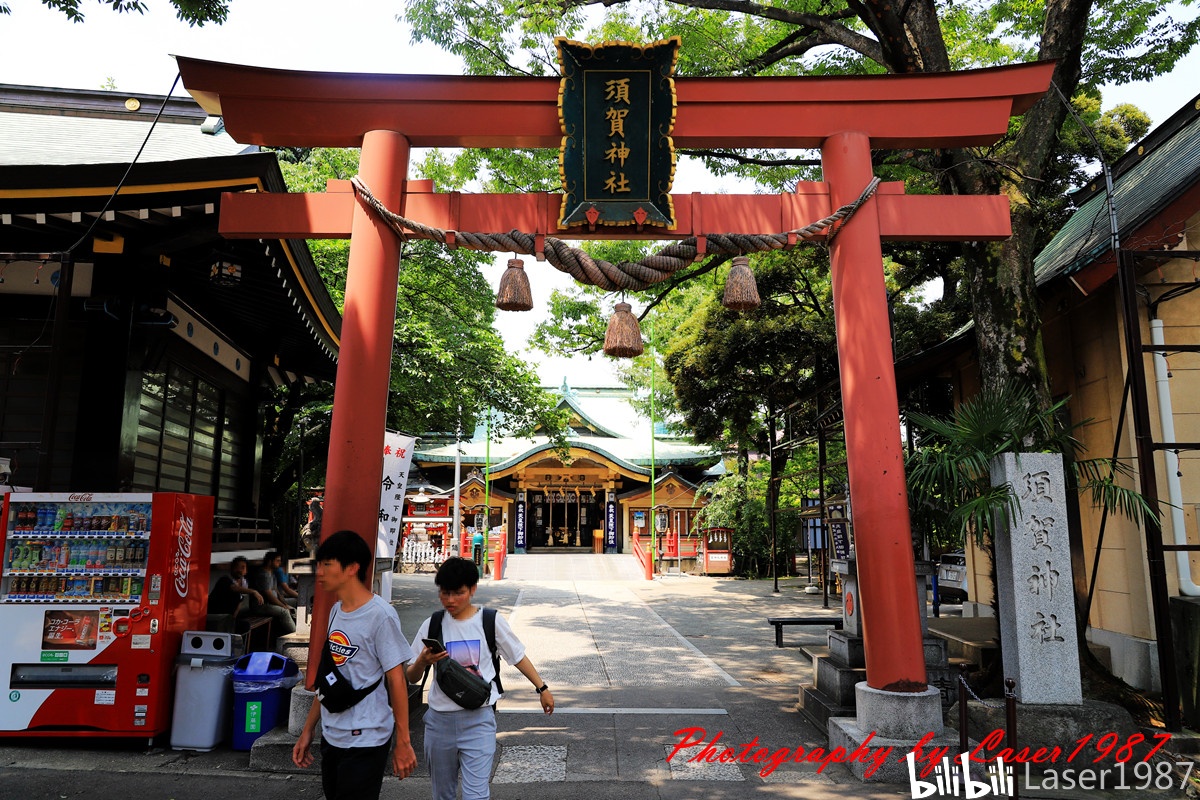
left=417, top=434, right=719, bottom=475
left=1035, top=96, right=1200, bottom=284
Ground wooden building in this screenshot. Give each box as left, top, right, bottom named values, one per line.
left=0, top=84, right=340, bottom=546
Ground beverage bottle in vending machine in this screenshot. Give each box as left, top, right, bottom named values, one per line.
left=77, top=615, right=94, bottom=646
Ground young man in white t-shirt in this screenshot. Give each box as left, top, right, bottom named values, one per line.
left=406, top=556, right=554, bottom=800
left=292, top=529, right=418, bottom=799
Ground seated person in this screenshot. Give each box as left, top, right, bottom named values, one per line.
left=250, top=553, right=297, bottom=644
left=207, top=556, right=262, bottom=619
left=267, top=550, right=300, bottom=606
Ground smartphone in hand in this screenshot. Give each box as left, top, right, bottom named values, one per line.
left=422, top=638, right=445, bottom=653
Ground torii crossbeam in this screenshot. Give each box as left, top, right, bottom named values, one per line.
left=177, top=57, right=1054, bottom=698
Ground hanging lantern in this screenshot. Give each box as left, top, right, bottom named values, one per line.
left=722, top=255, right=760, bottom=311
left=603, top=301, right=644, bottom=358
left=495, top=257, right=533, bottom=311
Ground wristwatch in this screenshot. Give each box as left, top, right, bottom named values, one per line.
left=535, top=683, right=549, bottom=694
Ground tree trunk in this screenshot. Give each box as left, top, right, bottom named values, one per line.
left=930, top=0, right=1092, bottom=407
left=967, top=235, right=1052, bottom=405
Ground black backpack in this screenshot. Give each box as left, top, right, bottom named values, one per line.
left=427, top=608, right=504, bottom=708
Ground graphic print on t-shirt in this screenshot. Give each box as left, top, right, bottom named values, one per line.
left=446, top=639, right=483, bottom=677
left=328, top=630, right=360, bottom=665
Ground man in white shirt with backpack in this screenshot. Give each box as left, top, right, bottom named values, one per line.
left=406, top=556, right=554, bottom=800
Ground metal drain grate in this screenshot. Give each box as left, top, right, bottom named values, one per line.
left=746, top=670, right=796, bottom=684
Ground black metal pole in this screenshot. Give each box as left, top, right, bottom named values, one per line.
left=1005, top=677, right=1018, bottom=800
left=768, top=409, right=779, bottom=593
left=1084, top=371, right=1131, bottom=625
left=958, top=663, right=969, bottom=756
left=818, top=424, right=829, bottom=609
left=1116, top=248, right=1182, bottom=731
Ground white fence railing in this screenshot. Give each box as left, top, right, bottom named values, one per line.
left=398, top=538, right=450, bottom=570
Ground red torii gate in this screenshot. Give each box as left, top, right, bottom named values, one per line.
left=177, top=57, right=1054, bottom=696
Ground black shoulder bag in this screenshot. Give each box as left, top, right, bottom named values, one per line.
left=425, top=608, right=503, bottom=710
left=314, top=609, right=382, bottom=713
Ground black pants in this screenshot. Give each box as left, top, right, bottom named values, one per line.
left=320, top=739, right=390, bottom=800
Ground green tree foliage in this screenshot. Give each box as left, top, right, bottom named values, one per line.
left=403, top=0, right=1197, bottom=409
left=400, top=0, right=1190, bottom=580
left=263, top=147, right=566, bottom=542
left=662, top=248, right=844, bottom=575
left=1, top=0, right=229, bottom=24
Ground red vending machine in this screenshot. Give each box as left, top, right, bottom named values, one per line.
left=0, top=492, right=213, bottom=739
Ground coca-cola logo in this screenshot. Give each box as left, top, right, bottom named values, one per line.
left=173, top=513, right=195, bottom=598
left=68, top=493, right=95, bottom=502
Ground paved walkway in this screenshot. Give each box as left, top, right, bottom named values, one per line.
left=401, top=556, right=896, bottom=796
left=503, top=552, right=647, bottom=582
left=0, top=554, right=1186, bottom=799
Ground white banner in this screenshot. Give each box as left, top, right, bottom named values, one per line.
left=376, top=431, right=416, bottom=559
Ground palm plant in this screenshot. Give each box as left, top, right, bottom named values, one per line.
left=905, top=381, right=1155, bottom=550
left=904, top=381, right=1161, bottom=719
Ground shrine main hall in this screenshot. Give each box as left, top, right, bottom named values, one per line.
left=402, top=381, right=720, bottom=560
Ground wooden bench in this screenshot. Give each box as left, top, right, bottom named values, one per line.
left=767, top=616, right=843, bottom=647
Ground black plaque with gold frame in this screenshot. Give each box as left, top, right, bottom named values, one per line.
left=556, top=37, right=679, bottom=231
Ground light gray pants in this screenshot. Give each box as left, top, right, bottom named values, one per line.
left=424, top=706, right=497, bottom=800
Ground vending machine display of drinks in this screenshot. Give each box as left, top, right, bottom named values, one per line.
left=0, top=492, right=213, bottom=739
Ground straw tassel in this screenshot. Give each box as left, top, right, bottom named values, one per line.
left=722, top=255, right=760, bottom=311
left=495, top=258, right=534, bottom=311
left=603, top=302, right=644, bottom=358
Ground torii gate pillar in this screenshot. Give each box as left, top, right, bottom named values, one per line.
left=308, top=131, right=410, bottom=665
left=823, top=131, right=926, bottom=692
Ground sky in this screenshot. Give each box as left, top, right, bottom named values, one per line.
left=3, top=0, right=1199, bottom=387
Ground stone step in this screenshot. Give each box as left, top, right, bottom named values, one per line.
left=815, top=651, right=867, bottom=704
left=798, top=683, right=852, bottom=732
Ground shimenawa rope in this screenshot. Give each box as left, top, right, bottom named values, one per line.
left=350, top=175, right=882, bottom=292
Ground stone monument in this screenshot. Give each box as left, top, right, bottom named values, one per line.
left=990, top=452, right=1082, bottom=705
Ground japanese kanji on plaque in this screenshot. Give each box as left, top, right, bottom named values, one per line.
left=556, top=37, right=679, bottom=230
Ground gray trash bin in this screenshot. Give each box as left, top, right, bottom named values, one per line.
left=170, top=631, right=237, bottom=751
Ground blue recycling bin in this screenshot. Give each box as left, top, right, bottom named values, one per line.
left=231, top=651, right=299, bottom=751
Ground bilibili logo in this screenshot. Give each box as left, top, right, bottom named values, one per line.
left=907, top=752, right=1014, bottom=798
